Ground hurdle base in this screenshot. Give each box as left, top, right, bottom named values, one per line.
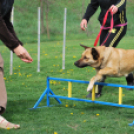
left=32, top=87, right=62, bottom=109
left=30, top=105, right=57, bottom=110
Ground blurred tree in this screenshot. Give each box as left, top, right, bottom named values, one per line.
left=40, top=0, right=50, bottom=39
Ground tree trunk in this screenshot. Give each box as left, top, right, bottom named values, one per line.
left=44, top=0, right=50, bottom=39
left=40, top=0, right=45, bottom=34
left=82, top=0, right=85, bottom=16
left=82, top=0, right=89, bottom=37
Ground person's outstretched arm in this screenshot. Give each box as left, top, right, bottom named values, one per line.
left=80, top=0, right=99, bottom=31
left=0, top=2, right=33, bottom=63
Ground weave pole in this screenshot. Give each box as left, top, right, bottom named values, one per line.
left=10, top=7, right=14, bottom=75
left=62, top=8, right=67, bottom=70
left=37, top=7, right=40, bottom=72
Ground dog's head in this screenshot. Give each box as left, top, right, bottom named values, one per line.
left=74, top=44, right=102, bottom=68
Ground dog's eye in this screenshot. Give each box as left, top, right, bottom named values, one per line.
left=84, top=56, right=88, bottom=59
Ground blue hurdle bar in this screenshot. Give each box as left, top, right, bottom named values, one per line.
left=31, top=76, right=134, bottom=109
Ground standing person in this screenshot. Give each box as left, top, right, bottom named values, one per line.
left=80, top=0, right=133, bottom=98
left=0, top=0, right=33, bottom=129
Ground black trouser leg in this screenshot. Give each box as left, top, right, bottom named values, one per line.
left=98, top=85, right=103, bottom=94
left=97, top=76, right=106, bottom=94
left=86, top=76, right=106, bottom=98
left=126, top=73, right=133, bottom=84
left=126, top=73, right=133, bottom=90
left=98, top=26, right=127, bottom=95
left=86, top=26, right=127, bottom=98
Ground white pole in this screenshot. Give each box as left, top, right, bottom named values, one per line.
left=37, top=7, right=40, bottom=72
left=62, top=8, right=67, bottom=70
left=10, top=7, right=14, bottom=75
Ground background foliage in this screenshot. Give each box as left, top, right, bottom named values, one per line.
left=2, top=0, right=133, bottom=44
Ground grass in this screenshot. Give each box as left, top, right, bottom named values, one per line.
left=0, top=37, right=134, bottom=133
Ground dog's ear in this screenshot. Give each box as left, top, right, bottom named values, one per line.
left=91, top=48, right=99, bottom=60
left=80, top=44, right=89, bottom=49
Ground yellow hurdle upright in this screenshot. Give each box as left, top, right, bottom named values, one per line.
left=92, top=85, right=96, bottom=101
left=68, top=82, right=72, bottom=98
left=119, top=87, right=123, bottom=105
left=95, top=85, right=98, bottom=93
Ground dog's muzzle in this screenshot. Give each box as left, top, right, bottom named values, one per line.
left=74, top=60, right=88, bottom=68
left=74, top=61, right=79, bottom=67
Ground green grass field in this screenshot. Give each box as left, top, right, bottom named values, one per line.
left=0, top=37, right=134, bottom=134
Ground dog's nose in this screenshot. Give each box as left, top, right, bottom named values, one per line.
left=74, top=61, right=79, bottom=66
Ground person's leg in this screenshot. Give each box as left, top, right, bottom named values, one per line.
left=0, top=54, right=7, bottom=114
left=104, top=26, right=127, bottom=48
left=87, top=26, right=128, bottom=98
left=94, top=30, right=109, bottom=97
left=126, top=73, right=133, bottom=90
left=100, top=25, right=128, bottom=91
left=0, top=54, right=20, bottom=129
left=86, top=30, right=108, bottom=98
left=0, top=116, right=20, bottom=129
left=103, top=26, right=133, bottom=87
left=86, top=75, right=106, bottom=98
left=101, top=25, right=133, bottom=89
left=86, top=29, right=109, bottom=98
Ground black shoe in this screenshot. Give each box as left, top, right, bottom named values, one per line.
left=126, top=82, right=133, bottom=90
left=86, top=92, right=101, bottom=98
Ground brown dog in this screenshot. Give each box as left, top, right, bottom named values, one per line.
left=74, top=44, right=134, bottom=92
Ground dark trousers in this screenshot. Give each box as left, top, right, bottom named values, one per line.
left=98, top=25, right=133, bottom=94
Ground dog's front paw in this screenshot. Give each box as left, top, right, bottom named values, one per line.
left=87, top=84, right=93, bottom=92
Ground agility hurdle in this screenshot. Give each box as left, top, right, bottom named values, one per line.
left=31, top=77, right=134, bottom=109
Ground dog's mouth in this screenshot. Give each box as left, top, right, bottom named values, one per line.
left=74, top=61, right=88, bottom=68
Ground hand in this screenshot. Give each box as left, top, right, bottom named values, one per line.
left=109, top=5, right=118, bottom=14
left=14, top=45, right=33, bottom=63
left=80, top=19, right=87, bottom=31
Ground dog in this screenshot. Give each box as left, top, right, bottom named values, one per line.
left=74, top=44, right=134, bottom=92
